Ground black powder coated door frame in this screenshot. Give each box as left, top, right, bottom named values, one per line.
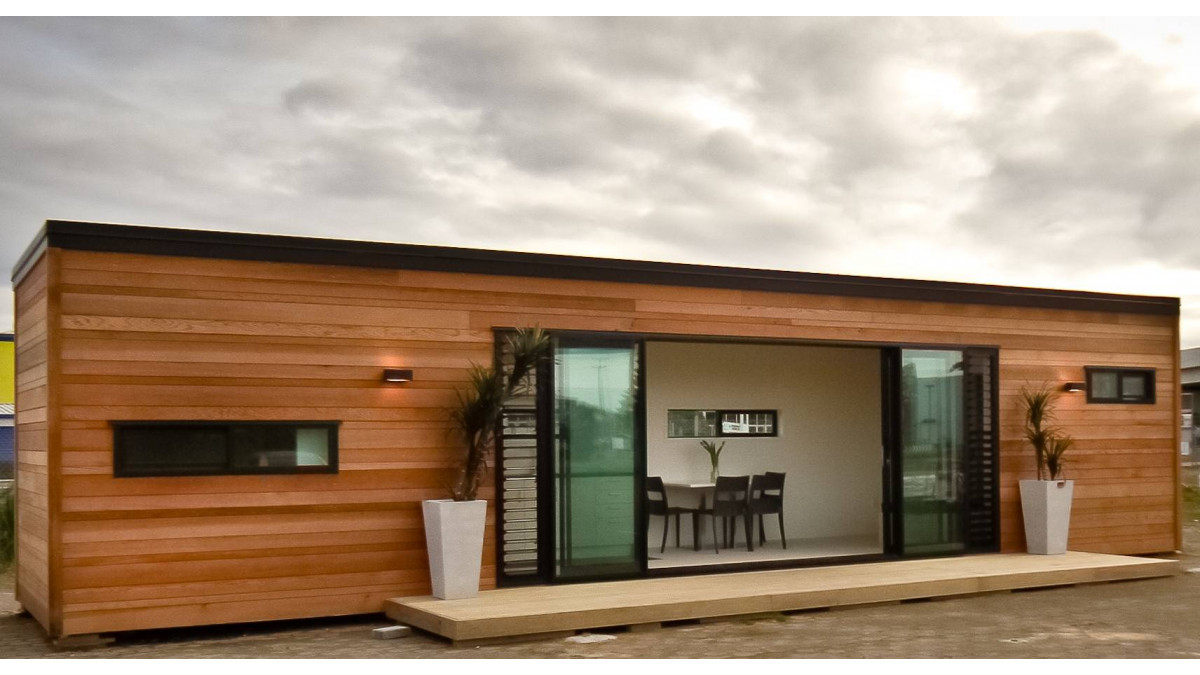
left=881, top=347, right=902, bottom=556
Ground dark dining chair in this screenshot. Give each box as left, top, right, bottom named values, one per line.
left=645, top=476, right=696, bottom=553
left=749, top=472, right=787, bottom=549
left=695, top=475, right=753, bottom=554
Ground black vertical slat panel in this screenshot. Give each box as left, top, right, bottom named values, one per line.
left=880, top=348, right=902, bottom=555
left=963, top=348, right=1000, bottom=552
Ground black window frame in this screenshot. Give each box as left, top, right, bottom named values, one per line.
left=716, top=409, right=779, bottom=437
left=1084, top=367, right=1156, bottom=405
left=112, top=421, right=340, bottom=478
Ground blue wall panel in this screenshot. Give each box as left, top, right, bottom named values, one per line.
left=0, top=425, right=13, bottom=479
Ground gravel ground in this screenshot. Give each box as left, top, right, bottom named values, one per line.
left=2, top=523, right=1198, bottom=659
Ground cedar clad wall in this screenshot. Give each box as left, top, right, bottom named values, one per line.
left=53, top=249, right=493, bottom=637
left=22, top=245, right=1179, bottom=637
left=14, top=253, right=54, bottom=632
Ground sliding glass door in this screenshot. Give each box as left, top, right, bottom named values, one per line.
left=897, top=349, right=968, bottom=555
left=552, top=336, right=643, bottom=580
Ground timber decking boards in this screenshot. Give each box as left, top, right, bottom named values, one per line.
left=385, top=552, right=1178, bottom=642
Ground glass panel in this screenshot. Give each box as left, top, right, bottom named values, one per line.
left=554, top=341, right=640, bottom=579
left=1091, top=372, right=1119, bottom=400
left=229, top=425, right=332, bottom=469
left=230, top=425, right=300, bottom=468
left=900, top=350, right=966, bottom=555
left=667, top=410, right=717, bottom=438
left=719, top=410, right=776, bottom=436
left=1121, top=374, right=1146, bottom=401
left=118, top=426, right=228, bottom=475
left=295, top=428, right=332, bottom=466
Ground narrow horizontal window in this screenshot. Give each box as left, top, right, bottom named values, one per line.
left=113, top=422, right=339, bottom=477
left=1085, top=367, right=1155, bottom=405
left=666, top=409, right=777, bottom=438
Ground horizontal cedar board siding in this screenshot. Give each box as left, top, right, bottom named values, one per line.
left=14, top=254, right=52, bottom=631
left=41, top=248, right=1177, bottom=636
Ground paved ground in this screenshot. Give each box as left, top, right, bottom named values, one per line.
left=3, top=520, right=1199, bottom=658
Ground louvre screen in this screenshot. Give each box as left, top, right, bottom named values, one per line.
left=496, top=332, right=541, bottom=581
left=962, top=348, right=1000, bottom=552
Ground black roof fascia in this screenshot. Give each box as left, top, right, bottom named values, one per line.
left=10, top=219, right=1181, bottom=317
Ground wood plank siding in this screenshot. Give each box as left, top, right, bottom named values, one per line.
left=13, top=252, right=55, bottom=633
left=12, top=226, right=1180, bottom=638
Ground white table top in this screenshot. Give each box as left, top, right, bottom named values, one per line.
left=662, top=481, right=716, bottom=489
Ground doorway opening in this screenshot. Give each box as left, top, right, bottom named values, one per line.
left=645, top=341, right=883, bottom=569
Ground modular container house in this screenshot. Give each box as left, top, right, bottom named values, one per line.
left=10, top=220, right=1182, bottom=639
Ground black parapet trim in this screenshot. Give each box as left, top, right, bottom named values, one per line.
left=12, top=219, right=1181, bottom=316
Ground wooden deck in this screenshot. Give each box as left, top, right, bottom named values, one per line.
left=385, top=552, right=1178, bottom=643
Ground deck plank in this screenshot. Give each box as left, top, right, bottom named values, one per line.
left=385, top=552, right=1178, bottom=641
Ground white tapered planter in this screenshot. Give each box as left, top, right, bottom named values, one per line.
left=422, top=499, right=487, bottom=599
left=1019, top=479, right=1074, bottom=555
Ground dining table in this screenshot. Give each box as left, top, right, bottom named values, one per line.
left=662, top=481, right=715, bottom=551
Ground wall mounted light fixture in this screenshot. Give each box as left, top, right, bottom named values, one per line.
left=383, top=369, right=414, bottom=383
left=1062, top=382, right=1085, bottom=393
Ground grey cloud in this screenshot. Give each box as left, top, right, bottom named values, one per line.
left=942, top=27, right=1200, bottom=270
left=1, top=17, right=1199, bottom=345
left=697, top=129, right=763, bottom=176
left=283, top=78, right=362, bottom=117
left=271, top=131, right=427, bottom=200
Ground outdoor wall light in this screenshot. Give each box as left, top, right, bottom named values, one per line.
left=1063, top=382, right=1086, bottom=393
left=383, top=368, right=414, bottom=383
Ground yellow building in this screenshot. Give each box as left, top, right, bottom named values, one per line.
left=1, top=333, right=13, bottom=480
left=1, top=334, right=14, bottom=403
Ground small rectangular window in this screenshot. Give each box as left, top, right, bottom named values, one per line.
left=113, top=422, right=339, bottom=477
left=1085, top=367, right=1155, bottom=404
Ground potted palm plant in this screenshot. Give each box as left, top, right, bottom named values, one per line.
left=423, top=327, right=549, bottom=599
left=1018, top=385, right=1075, bottom=554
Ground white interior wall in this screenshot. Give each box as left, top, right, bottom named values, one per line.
left=645, top=341, right=883, bottom=548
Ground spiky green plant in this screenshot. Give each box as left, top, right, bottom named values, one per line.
left=449, top=327, right=550, bottom=501
left=1020, top=386, right=1055, bottom=480
left=700, top=439, right=725, bottom=479
left=1044, top=436, right=1073, bottom=482
left=0, top=485, right=14, bottom=572
left=1019, top=385, right=1073, bottom=481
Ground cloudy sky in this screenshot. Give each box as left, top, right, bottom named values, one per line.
left=2, top=16, right=1198, bottom=345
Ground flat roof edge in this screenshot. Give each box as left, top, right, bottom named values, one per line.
left=11, top=223, right=48, bottom=287
left=15, top=219, right=1182, bottom=317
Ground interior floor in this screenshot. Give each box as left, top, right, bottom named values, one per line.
left=647, top=534, right=881, bottom=569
